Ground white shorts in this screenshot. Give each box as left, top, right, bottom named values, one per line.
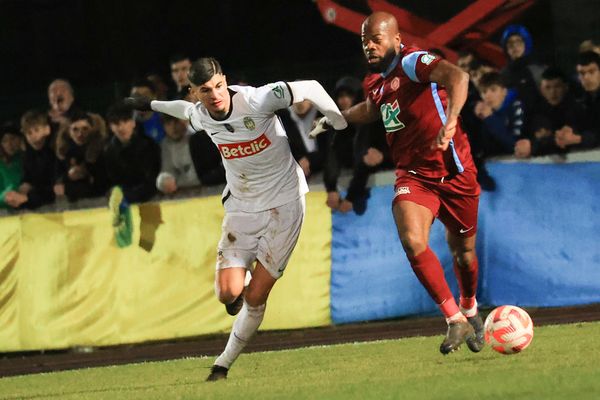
left=216, top=196, right=305, bottom=279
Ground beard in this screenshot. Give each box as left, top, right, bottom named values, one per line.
left=367, top=47, right=398, bottom=73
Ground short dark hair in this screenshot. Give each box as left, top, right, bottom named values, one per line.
left=189, top=57, right=223, bottom=86
left=131, top=78, right=156, bottom=94
left=478, top=72, right=506, bottom=90
left=576, top=51, right=600, bottom=69
left=541, top=66, right=568, bottom=83
left=170, top=54, right=191, bottom=65
left=106, top=102, right=134, bottom=124
left=68, top=109, right=93, bottom=125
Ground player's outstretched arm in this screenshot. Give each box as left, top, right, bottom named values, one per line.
left=288, top=80, right=347, bottom=131
left=342, top=98, right=380, bottom=125
left=124, top=97, right=193, bottom=120
left=309, top=99, right=380, bottom=138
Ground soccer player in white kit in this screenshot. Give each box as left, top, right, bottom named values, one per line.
left=125, top=57, right=347, bottom=381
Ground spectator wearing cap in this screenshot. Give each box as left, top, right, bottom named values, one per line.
left=555, top=51, right=600, bottom=151
left=0, top=122, right=24, bottom=209
left=500, top=25, right=544, bottom=112
left=130, top=79, right=166, bottom=143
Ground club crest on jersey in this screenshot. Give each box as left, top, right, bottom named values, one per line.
left=243, top=117, right=256, bottom=130
left=421, top=54, right=436, bottom=65
left=380, top=100, right=406, bottom=133
left=218, top=132, right=271, bottom=159
left=391, top=77, right=400, bottom=91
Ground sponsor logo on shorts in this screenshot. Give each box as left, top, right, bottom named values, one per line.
left=459, top=226, right=474, bottom=234
left=396, top=186, right=411, bottom=195
left=218, top=133, right=271, bottom=159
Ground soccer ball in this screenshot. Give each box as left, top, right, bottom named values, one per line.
left=484, top=305, right=534, bottom=354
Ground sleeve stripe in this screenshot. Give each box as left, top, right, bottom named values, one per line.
left=284, top=81, right=294, bottom=106
left=401, top=51, right=428, bottom=83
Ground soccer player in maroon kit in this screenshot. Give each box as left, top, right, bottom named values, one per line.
left=312, top=12, right=484, bottom=354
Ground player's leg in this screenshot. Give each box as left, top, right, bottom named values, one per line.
left=215, top=267, right=247, bottom=315
left=437, top=169, right=483, bottom=352
left=208, top=261, right=275, bottom=381
left=446, top=230, right=484, bottom=352
left=393, top=177, right=474, bottom=354
left=393, top=200, right=467, bottom=321
left=208, top=196, right=305, bottom=381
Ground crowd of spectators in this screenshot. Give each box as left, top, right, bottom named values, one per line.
left=1, top=27, right=599, bottom=214
left=458, top=27, right=600, bottom=189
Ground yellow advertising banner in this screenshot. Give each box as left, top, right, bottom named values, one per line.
left=0, top=192, right=331, bottom=352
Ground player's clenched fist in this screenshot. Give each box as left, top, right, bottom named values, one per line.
left=434, top=116, right=457, bottom=151
left=123, top=96, right=152, bottom=111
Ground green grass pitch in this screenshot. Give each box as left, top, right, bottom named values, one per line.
left=1, top=322, right=599, bottom=400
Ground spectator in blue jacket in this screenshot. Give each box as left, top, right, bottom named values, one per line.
left=475, top=72, right=527, bottom=156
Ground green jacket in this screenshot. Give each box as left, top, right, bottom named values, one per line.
left=0, top=153, right=23, bottom=208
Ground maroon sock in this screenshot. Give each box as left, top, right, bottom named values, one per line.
left=407, top=247, right=458, bottom=318
left=453, top=257, right=479, bottom=303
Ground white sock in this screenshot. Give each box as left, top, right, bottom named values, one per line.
left=445, top=311, right=467, bottom=324
left=459, top=299, right=478, bottom=318
left=214, top=300, right=266, bottom=369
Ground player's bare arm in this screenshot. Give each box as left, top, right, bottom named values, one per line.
left=428, top=60, right=469, bottom=151
left=309, top=97, right=378, bottom=138
left=342, top=97, right=380, bottom=124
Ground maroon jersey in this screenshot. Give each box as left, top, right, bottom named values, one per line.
left=364, top=45, right=475, bottom=178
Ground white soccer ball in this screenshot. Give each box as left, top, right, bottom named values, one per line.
left=484, top=305, right=534, bottom=354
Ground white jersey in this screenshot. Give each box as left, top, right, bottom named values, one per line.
left=185, top=82, right=308, bottom=213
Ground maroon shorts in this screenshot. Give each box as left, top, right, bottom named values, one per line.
left=392, top=169, right=481, bottom=237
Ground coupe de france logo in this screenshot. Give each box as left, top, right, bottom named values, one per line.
left=271, top=85, right=284, bottom=99
left=421, top=54, right=436, bottom=65
left=380, top=100, right=405, bottom=133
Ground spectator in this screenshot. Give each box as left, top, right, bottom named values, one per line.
left=500, top=25, right=544, bottom=111
left=555, top=51, right=600, bottom=151
left=323, top=76, right=390, bottom=214
left=0, top=122, right=24, bottom=209
left=104, top=103, right=161, bottom=203
left=579, top=39, right=600, bottom=56
left=461, top=57, right=496, bottom=190
left=169, top=54, right=192, bottom=100
left=156, top=114, right=225, bottom=194
left=475, top=72, right=527, bottom=156
left=281, top=99, right=327, bottom=178
left=47, top=79, right=79, bottom=129
left=55, top=110, right=109, bottom=201
left=457, top=51, right=476, bottom=74
left=10, top=110, right=60, bottom=209
left=147, top=73, right=170, bottom=101
left=130, top=79, right=166, bottom=143
left=515, top=67, right=582, bottom=158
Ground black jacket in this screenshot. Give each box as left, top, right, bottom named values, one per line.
left=104, top=132, right=161, bottom=203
